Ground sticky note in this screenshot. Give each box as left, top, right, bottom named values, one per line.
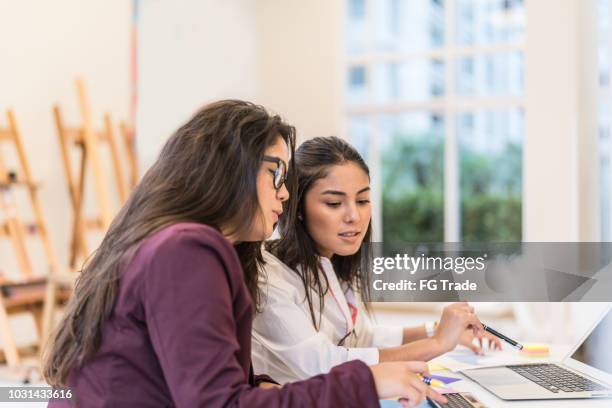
left=428, top=363, right=448, bottom=371
left=429, top=374, right=462, bottom=385
left=520, top=343, right=550, bottom=357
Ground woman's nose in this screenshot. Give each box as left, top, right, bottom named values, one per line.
left=343, top=203, right=359, bottom=223
left=277, top=182, right=289, bottom=202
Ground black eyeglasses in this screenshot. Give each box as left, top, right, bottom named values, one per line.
left=262, top=155, right=288, bottom=190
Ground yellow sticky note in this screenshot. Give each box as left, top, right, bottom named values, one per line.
left=520, top=343, right=550, bottom=357
left=428, top=363, right=448, bottom=372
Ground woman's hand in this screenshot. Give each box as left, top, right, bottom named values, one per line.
left=458, top=328, right=502, bottom=354
left=370, top=361, right=447, bottom=407
left=258, top=381, right=281, bottom=389
left=433, top=302, right=484, bottom=353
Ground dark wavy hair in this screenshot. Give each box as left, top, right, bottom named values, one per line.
left=44, top=100, right=296, bottom=386
left=268, top=136, right=372, bottom=329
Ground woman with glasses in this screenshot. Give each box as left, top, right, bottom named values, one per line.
left=252, top=136, right=500, bottom=384
left=44, top=101, right=446, bottom=407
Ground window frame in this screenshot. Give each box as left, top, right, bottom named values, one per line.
left=343, top=0, right=526, bottom=242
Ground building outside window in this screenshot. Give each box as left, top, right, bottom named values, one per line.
left=345, top=0, right=525, bottom=250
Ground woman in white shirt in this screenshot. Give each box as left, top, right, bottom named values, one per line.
left=252, top=136, right=500, bottom=384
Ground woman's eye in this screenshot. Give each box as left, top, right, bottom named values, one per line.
left=357, top=199, right=371, bottom=205
left=325, top=202, right=342, bottom=208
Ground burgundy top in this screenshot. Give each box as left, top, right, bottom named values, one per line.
left=49, top=222, right=380, bottom=407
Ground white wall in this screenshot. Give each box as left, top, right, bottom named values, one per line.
left=0, top=0, right=130, bottom=274
left=137, top=0, right=343, bottom=170
left=137, top=0, right=261, bottom=168
left=524, top=0, right=600, bottom=242
left=255, top=0, right=342, bottom=144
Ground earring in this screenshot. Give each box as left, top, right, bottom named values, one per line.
left=298, top=214, right=303, bottom=221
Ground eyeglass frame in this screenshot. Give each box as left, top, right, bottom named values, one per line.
left=262, top=155, right=288, bottom=190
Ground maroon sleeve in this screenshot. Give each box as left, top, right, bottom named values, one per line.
left=143, top=228, right=380, bottom=407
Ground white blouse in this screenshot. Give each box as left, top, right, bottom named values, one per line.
left=252, top=250, right=403, bottom=384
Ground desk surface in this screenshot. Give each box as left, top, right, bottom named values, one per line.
left=382, top=344, right=612, bottom=408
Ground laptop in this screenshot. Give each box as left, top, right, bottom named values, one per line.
left=462, top=305, right=612, bottom=400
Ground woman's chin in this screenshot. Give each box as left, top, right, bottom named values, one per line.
left=264, top=225, right=275, bottom=240
left=241, top=227, right=273, bottom=242
left=334, top=245, right=361, bottom=257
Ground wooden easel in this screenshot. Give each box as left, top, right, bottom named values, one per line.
left=0, top=109, right=68, bottom=369
left=120, top=121, right=138, bottom=190
left=53, top=79, right=129, bottom=269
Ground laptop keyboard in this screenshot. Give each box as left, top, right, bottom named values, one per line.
left=508, top=364, right=609, bottom=393
left=432, top=393, right=486, bottom=408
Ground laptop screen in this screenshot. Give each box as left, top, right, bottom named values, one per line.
left=570, top=308, right=612, bottom=375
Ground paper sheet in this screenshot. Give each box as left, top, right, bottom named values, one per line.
left=430, top=346, right=550, bottom=372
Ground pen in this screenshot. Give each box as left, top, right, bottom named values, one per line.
left=482, top=324, right=524, bottom=350
left=419, top=375, right=445, bottom=388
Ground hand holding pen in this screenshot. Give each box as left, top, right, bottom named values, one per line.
left=432, top=302, right=487, bottom=353
left=370, top=361, right=448, bottom=407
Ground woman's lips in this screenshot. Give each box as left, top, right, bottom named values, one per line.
left=338, top=231, right=361, bottom=243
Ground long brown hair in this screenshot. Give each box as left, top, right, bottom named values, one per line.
left=44, top=100, right=296, bottom=386
left=268, top=136, right=372, bottom=330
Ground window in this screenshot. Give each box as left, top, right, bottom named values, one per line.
left=344, top=0, right=525, bottom=246
left=349, top=0, right=366, bottom=19
left=379, top=112, right=445, bottom=253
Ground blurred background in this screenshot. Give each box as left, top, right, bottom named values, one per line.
left=0, top=0, right=611, bottom=388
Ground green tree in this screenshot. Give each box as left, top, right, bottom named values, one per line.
left=381, top=135, right=522, bottom=250
left=381, top=134, right=444, bottom=254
